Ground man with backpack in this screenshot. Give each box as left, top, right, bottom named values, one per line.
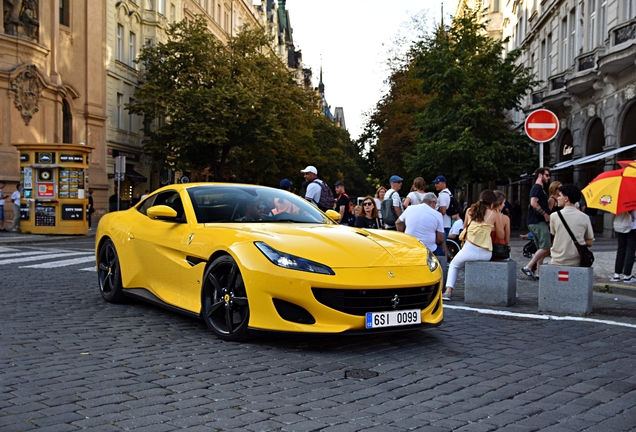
left=381, top=175, right=404, bottom=230
left=300, top=165, right=334, bottom=212
left=433, top=175, right=460, bottom=240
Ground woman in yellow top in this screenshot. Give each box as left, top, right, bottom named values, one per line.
left=442, top=190, right=506, bottom=301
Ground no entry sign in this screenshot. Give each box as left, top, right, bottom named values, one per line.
left=525, top=109, right=559, bottom=143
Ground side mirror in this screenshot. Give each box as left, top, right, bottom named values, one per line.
left=147, top=205, right=178, bottom=221
left=325, top=209, right=341, bottom=222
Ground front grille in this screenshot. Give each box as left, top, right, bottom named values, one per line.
left=312, top=285, right=439, bottom=316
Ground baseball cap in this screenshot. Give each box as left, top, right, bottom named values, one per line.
left=334, top=180, right=345, bottom=187
left=389, top=175, right=403, bottom=183
left=279, top=178, right=293, bottom=189
left=433, top=175, right=447, bottom=183
left=300, top=165, right=318, bottom=175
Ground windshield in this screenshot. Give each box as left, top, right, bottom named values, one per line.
left=187, top=185, right=335, bottom=224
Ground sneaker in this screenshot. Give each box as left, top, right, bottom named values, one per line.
left=624, top=276, right=636, bottom=283
left=521, top=267, right=539, bottom=281
left=610, top=275, right=622, bottom=282
left=442, top=293, right=451, bottom=301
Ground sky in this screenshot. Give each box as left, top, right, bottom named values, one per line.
left=285, top=0, right=445, bottom=141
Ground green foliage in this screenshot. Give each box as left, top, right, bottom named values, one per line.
left=361, top=9, right=539, bottom=189
left=129, top=17, right=354, bottom=188
left=405, top=9, right=539, bottom=186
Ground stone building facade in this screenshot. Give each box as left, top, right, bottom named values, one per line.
left=0, top=1, right=108, bottom=224
left=454, top=0, right=636, bottom=235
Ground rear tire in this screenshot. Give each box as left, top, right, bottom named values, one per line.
left=98, top=239, right=125, bottom=303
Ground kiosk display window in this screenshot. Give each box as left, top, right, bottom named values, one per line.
left=59, top=169, right=84, bottom=199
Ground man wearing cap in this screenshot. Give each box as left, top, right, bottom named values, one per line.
left=300, top=165, right=322, bottom=207
left=433, top=175, right=452, bottom=240
left=383, top=175, right=404, bottom=230
left=334, top=180, right=351, bottom=225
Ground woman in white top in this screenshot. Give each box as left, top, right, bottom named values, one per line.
left=403, top=177, right=427, bottom=209
left=374, top=186, right=386, bottom=226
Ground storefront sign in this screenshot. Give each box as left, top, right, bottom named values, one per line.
left=20, top=203, right=30, bottom=220
left=562, top=144, right=573, bottom=156
left=20, top=153, right=29, bottom=162
left=112, top=149, right=140, bottom=161
left=38, top=183, right=55, bottom=197
left=60, top=154, right=84, bottom=163
left=23, top=167, right=33, bottom=189
left=36, top=152, right=55, bottom=163
left=61, top=204, right=84, bottom=220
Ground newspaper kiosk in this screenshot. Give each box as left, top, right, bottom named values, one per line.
left=14, top=143, right=94, bottom=235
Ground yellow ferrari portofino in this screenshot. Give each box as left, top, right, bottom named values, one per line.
left=96, top=183, right=443, bottom=340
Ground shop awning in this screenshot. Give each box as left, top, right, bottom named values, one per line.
left=551, top=143, right=636, bottom=171
left=126, top=166, right=147, bottom=182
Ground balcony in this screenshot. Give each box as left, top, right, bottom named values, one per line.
left=542, top=73, right=570, bottom=110
left=567, top=49, right=604, bottom=95
left=598, top=19, right=636, bottom=75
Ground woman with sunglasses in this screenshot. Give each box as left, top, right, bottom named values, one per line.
left=355, top=196, right=382, bottom=229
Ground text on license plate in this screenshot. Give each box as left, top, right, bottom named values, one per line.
left=365, top=309, right=421, bottom=329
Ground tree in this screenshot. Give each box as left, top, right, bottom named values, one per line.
left=405, top=9, right=539, bottom=186
left=129, top=17, right=317, bottom=183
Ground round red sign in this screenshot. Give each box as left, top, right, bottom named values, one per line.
left=525, top=109, right=559, bottom=143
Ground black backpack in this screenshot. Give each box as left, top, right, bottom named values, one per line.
left=380, top=190, right=399, bottom=226
left=441, top=190, right=461, bottom=217
left=313, top=179, right=335, bottom=212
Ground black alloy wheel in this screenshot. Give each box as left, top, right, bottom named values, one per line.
left=201, top=256, right=250, bottom=341
left=98, top=239, right=125, bottom=303
left=446, top=239, right=461, bottom=264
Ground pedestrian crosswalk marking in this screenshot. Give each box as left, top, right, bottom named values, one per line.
left=0, top=251, right=91, bottom=266
left=21, top=256, right=96, bottom=269
left=80, top=267, right=96, bottom=272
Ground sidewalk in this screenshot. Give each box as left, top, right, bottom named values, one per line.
left=0, top=229, right=95, bottom=245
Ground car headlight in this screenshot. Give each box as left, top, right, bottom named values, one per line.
left=419, top=241, right=439, bottom=272
left=255, top=242, right=335, bottom=275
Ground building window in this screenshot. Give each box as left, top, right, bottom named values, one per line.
left=540, top=39, right=546, bottom=80
left=60, top=0, right=70, bottom=26
left=569, top=8, right=576, bottom=65
left=129, top=98, right=136, bottom=133
left=561, top=18, right=568, bottom=70
left=218, top=4, right=221, bottom=23
left=129, top=32, right=136, bottom=67
left=158, top=0, right=166, bottom=15
left=626, top=0, right=636, bottom=20
left=599, top=0, right=607, bottom=46
left=589, top=0, right=596, bottom=49
left=170, top=4, right=175, bottom=23
left=62, top=100, right=72, bottom=143
left=547, top=33, right=552, bottom=78
left=117, top=24, right=124, bottom=62
left=117, top=93, right=124, bottom=129
left=225, top=10, right=229, bottom=32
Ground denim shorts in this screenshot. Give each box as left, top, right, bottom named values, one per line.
left=0, top=205, right=4, bottom=221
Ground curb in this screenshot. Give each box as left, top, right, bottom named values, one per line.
left=594, top=282, right=636, bottom=298
left=0, top=233, right=95, bottom=246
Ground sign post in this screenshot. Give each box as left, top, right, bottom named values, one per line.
left=524, top=109, right=560, bottom=167
left=115, top=156, right=126, bottom=211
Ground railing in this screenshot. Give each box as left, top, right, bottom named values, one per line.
left=532, top=92, right=544, bottom=105
left=578, top=54, right=595, bottom=72
left=551, top=75, right=566, bottom=90
left=614, top=21, right=636, bottom=45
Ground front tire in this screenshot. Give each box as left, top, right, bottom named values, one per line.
left=201, top=256, right=250, bottom=341
left=98, top=239, right=125, bottom=303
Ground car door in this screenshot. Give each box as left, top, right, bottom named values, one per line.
left=126, top=190, right=190, bottom=307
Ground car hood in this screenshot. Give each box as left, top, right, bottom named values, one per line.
left=207, top=223, right=429, bottom=268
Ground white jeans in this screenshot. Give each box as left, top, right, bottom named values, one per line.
left=447, top=241, right=492, bottom=289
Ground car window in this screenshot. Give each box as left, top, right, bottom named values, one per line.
left=187, top=186, right=332, bottom=224
left=137, top=190, right=185, bottom=221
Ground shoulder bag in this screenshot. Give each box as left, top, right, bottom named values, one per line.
left=556, top=210, right=594, bottom=267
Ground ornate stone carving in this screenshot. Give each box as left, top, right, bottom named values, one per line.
left=3, top=0, right=39, bottom=40
left=10, top=64, right=43, bottom=125
left=626, top=85, right=636, bottom=100
left=587, top=104, right=596, bottom=118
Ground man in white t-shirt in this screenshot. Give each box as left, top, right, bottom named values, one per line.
left=396, top=192, right=445, bottom=256
left=11, top=184, right=21, bottom=231
left=383, top=175, right=403, bottom=230
left=550, top=184, right=594, bottom=266
left=0, top=180, right=8, bottom=232
left=448, top=218, right=464, bottom=239
left=300, top=165, right=323, bottom=207
left=433, top=175, right=452, bottom=240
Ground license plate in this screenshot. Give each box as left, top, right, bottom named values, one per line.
left=365, top=309, right=421, bottom=329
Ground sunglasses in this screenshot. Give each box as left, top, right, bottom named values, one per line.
left=363, top=202, right=374, bottom=206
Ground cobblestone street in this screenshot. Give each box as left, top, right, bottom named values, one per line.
left=1, top=237, right=636, bottom=431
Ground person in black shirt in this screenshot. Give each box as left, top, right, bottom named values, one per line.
left=334, top=180, right=351, bottom=225
left=521, top=167, right=552, bottom=280
left=355, top=196, right=382, bottom=229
